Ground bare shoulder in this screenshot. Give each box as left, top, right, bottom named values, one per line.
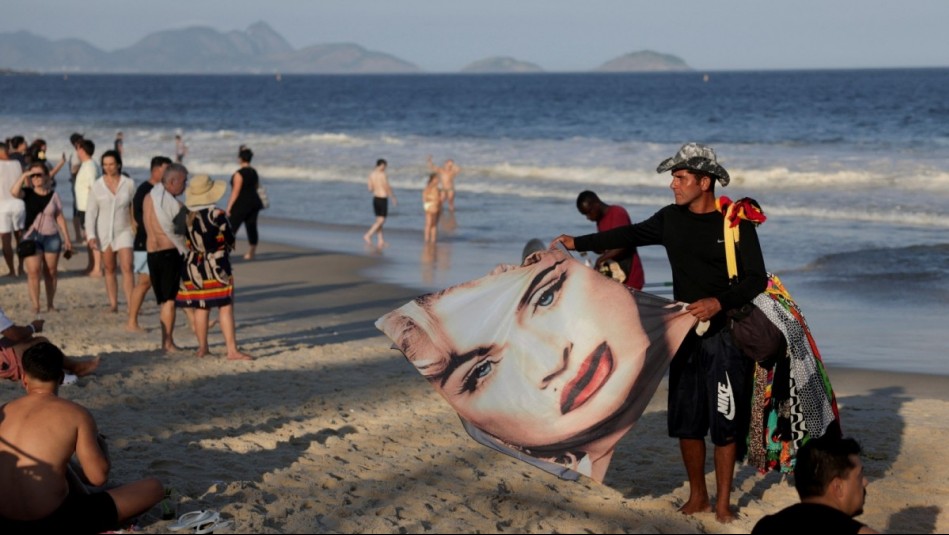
left=2, top=395, right=90, bottom=431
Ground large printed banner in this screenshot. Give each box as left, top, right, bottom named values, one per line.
left=376, top=249, right=696, bottom=482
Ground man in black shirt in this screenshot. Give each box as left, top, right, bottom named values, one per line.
left=753, top=436, right=877, bottom=534
left=552, top=143, right=768, bottom=522
left=126, top=156, right=171, bottom=332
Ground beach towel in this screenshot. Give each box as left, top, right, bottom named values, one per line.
left=376, top=248, right=696, bottom=482
left=745, top=275, right=841, bottom=473
left=717, top=195, right=841, bottom=473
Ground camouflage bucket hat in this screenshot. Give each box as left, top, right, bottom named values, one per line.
left=656, top=142, right=730, bottom=187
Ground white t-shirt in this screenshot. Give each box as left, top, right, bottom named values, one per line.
left=74, top=160, right=99, bottom=211
left=0, top=160, right=22, bottom=202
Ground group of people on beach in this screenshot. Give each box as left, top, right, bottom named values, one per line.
left=2, top=131, right=263, bottom=346
left=0, top=131, right=269, bottom=530
left=363, top=155, right=461, bottom=247
left=1, top=135, right=880, bottom=532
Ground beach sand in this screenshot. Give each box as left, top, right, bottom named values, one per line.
left=1, top=239, right=946, bottom=534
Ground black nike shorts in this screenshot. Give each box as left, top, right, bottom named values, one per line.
left=668, top=328, right=752, bottom=446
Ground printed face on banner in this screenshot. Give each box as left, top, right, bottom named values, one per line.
left=377, top=249, right=695, bottom=481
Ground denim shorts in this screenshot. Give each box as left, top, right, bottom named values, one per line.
left=29, top=232, right=63, bottom=254
left=133, top=250, right=149, bottom=275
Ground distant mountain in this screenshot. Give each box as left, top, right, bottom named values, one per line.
left=282, top=43, right=419, bottom=74
left=595, top=50, right=691, bottom=72
left=0, top=22, right=420, bottom=74
left=461, top=56, right=544, bottom=73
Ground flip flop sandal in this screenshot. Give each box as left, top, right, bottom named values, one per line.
left=168, top=510, right=219, bottom=531
left=195, top=518, right=233, bottom=534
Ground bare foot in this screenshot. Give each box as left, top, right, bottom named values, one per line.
left=363, top=233, right=372, bottom=244
left=715, top=507, right=736, bottom=524
left=196, top=347, right=212, bottom=358
left=715, top=511, right=735, bottom=524
left=377, top=240, right=388, bottom=249
left=71, top=357, right=100, bottom=377
left=109, top=306, right=118, bottom=314
left=46, top=306, right=58, bottom=313
left=162, top=344, right=182, bottom=354
left=226, top=351, right=254, bottom=361
left=125, top=323, right=146, bottom=333
left=678, top=499, right=712, bottom=516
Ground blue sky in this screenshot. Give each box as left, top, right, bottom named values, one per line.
left=5, top=0, right=948, bottom=71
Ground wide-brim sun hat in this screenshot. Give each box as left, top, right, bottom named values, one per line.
left=185, top=174, right=227, bottom=208
left=656, top=142, right=730, bottom=187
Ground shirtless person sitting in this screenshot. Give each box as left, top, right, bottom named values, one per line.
left=363, top=159, right=397, bottom=248
left=427, top=155, right=460, bottom=212
left=0, top=341, right=164, bottom=532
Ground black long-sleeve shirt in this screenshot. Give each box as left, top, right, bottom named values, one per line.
left=573, top=204, right=768, bottom=313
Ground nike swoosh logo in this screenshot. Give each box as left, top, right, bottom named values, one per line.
left=717, top=374, right=736, bottom=421
left=716, top=239, right=725, bottom=243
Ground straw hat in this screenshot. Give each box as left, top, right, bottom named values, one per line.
left=185, top=175, right=227, bottom=208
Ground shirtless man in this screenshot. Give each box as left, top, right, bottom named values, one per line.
left=0, top=341, right=164, bottom=532
left=142, top=163, right=188, bottom=353
left=427, top=155, right=460, bottom=212
left=363, top=159, right=397, bottom=248
left=174, top=134, right=187, bottom=164
left=127, top=156, right=172, bottom=332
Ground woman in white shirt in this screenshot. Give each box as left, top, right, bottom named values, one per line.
left=85, top=150, right=135, bottom=313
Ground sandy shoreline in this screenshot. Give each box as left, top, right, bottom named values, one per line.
left=1, top=238, right=947, bottom=534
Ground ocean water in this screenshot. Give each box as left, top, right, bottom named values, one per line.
left=2, top=70, right=948, bottom=375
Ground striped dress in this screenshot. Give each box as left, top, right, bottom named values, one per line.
left=175, top=206, right=235, bottom=309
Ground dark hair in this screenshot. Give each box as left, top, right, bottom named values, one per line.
left=576, top=190, right=600, bottom=211
left=28, top=161, right=49, bottom=176
left=101, top=149, right=122, bottom=170
left=9, top=135, right=26, bottom=150
left=376, top=159, right=387, bottom=167
left=28, top=143, right=46, bottom=163
left=22, top=341, right=65, bottom=383
left=794, top=435, right=862, bottom=500
left=675, top=167, right=717, bottom=192
left=79, top=138, right=95, bottom=157
left=239, top=148, right=253, bottom=163
left=70, top=132, right=84, bottom=145
left=150, top=155, right=173, bottom=169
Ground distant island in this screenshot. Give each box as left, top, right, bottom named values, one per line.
left=0, top=22, right=691, bottom=74
left=595, top=50, right=691, bottom=72
left=461, top=56, right=544, bottom=74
